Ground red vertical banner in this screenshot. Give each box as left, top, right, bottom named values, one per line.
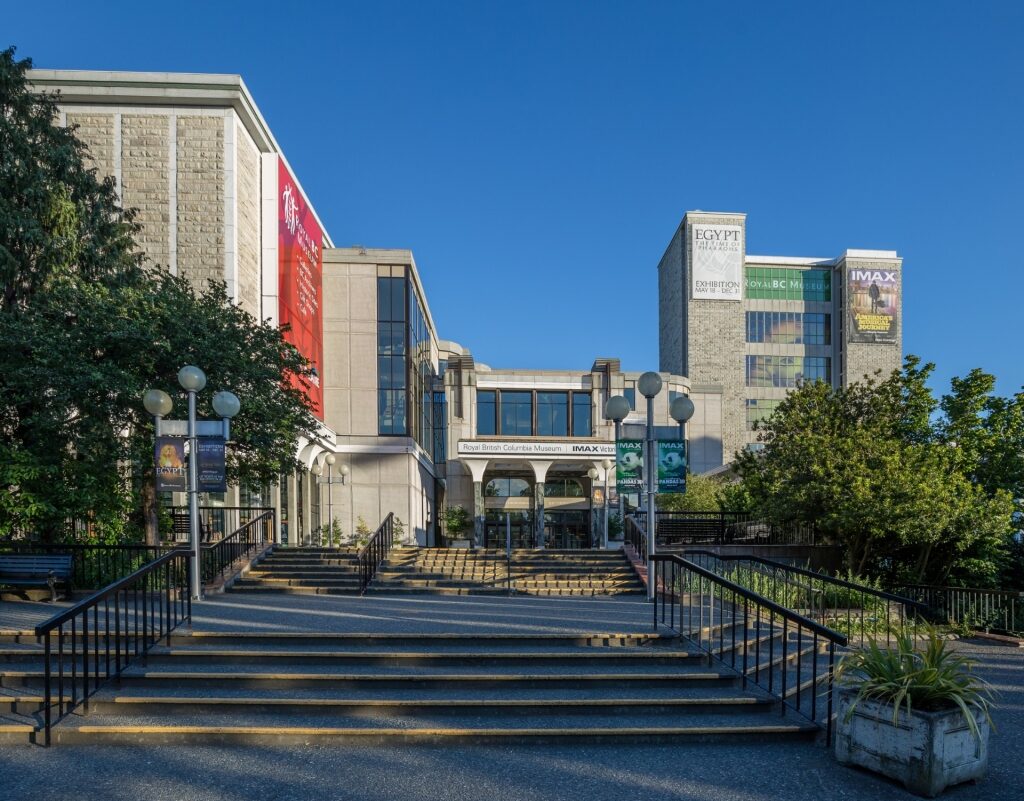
left=278, top=158, right=324, bottom=418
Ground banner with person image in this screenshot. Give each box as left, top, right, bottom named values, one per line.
left=154, top=436, right=187, bottom=492
left=848, top=268, right=899, bottom=343
left=615, top=440, right=644, bottom=492
left=657, top=441, right=686, bottom=493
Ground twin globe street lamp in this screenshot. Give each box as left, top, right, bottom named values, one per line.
left=311, top=453, right=350, bottom=546
left=143, top=366, right=240, bottom=601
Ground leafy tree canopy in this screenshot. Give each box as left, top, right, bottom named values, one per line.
left=735, top=357, right=1016, bottom=588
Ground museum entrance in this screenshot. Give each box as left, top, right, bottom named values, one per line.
left=543, top=510, right=591, bottom=550
left=484, top=511, right=534, bottom=549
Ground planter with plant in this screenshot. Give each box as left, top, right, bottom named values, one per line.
left=443, top=506, right=472, bottom=548
left=834, top=630, right=995, bottom=797
left=353, top=516, right=372, bottom=548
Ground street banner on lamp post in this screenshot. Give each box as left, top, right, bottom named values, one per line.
left=657, top=441, right=687, bottom=493
left=616, top=440, right=644, bottom=493
left=155, top=436, right=187, bottom=492
left=197, top=438, right=227, bottom=493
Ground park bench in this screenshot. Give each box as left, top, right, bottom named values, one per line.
left=171, top=512, right=214, bottom=543
left=0, top=553, right=74, bottom=602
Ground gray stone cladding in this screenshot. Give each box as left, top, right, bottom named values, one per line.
left=657, top=224, right=685, bottom=376
left=121, top=114, right=170, bottom=269
left=176, top=115, right=225, bottom=293
left=65, top=113, right=116, bottom=179
left=236, top=123, right=262, bottom=317
left=683, top=214, right=748, bottom=463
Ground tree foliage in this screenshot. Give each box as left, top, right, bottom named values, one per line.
left=656, top=473, right=727, bottom=512
left=0, top=48, right=316, bottom=543
left=735, top=357, right=1016, bottom=587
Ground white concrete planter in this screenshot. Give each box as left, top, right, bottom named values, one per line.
left=834, top=688, right=990, bottom=797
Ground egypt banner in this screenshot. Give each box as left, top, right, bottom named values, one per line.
left=657, top=441, right=686, bottom=493
left=616, top=440, right=644, bottom=492
left=278, top=158, right=325, bottom=418
left=848, top=268, right=899, bottom=343
left=154, top=436, right=187, bottom=492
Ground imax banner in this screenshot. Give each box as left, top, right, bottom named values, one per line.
left=615, top=440, right=644, bottom=492
left=848, top=268, right=899, bottom=343
left=657, top=441, right=686, bottom=493
left=691, top=224, right=743, bottom=301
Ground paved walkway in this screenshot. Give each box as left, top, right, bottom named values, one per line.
left=1, top=595, right=1022, bottom=800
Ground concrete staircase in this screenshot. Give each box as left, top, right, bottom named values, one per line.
left=228, top=547, right=361, bottom=595
left=368, top=548, right=645, bottom=596
left=0, top=626, right=821, bottom=745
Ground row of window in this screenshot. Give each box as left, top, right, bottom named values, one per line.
left=745, top=267, right=831, bottom=302
left=745, top=356, right=831, bottom=388
left=484, top=477, right=587, bottom=498
left=478, top=390, right=592, bottom=437
left=746, top=312, right=831, bottom=346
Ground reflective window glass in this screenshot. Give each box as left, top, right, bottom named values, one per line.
left=572, top=392, right=592, bottom=437
left=537, top=392, right=568, bottom=437
left=500, top=391, right=533, bottom=436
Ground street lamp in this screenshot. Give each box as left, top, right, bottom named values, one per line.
left=604, top=394, right=630, bottom=538
left=670, top=395, right=695, bottom=444
left=637, top=371, right=663, bottom=602
left=316, top=454, right=349, bottom=548
left=587, top=467, right=599, bottom=549
left=601, top=458, right=612, bottom=549
left=143, top=367, right=239, bottom=601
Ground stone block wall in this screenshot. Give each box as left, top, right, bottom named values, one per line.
left=176, top=115, right=225, bottom=293
left=121, top=114, right=170, bottom=269
left=66, top=113, right=116, bottom=180
left=236, top=123, right=262, bottom=317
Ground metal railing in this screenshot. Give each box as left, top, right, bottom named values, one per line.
left=635, top=511, right=818, bottom=547
left=199, top=510, right=274, bottom=584
left=358, top=513, right=395, bottom=593
left=624, top=514, right=648, bottom=563
left=167, top=506, right=275, bottom=542
left=651, top=553, right=848, bottom=745
left=899, top=584, right=1024, bottom=635
left=684, top=550, right=928, bottom=648
left=0, top=542, right=172, bottom=590
left=32, top=548, right=192, bottom=745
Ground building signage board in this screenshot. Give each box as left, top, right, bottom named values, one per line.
left=196, top=438, right=227, bottom=493
left=847, top=268, right=899, bottom=343
left=745, top=268, right=831, bottom=301
left=657, top=441, right=686, bottom=493
left=616, top=439, right=644, bottom=492
left=154, top=436, right=187, bottom=492
left=457, top=441, right=616, bottom=458
left=691, top=224, right=743, bottom=301
left=278, top=158, right=325, bottom=418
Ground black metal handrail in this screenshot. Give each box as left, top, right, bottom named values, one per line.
left=167, top=506, right=275, bottom=542
left=624, top=514, right=647, bottom=563
left=899, top=584, right=1024, bottom=635
left=0, top=542, right=172, bottom=590
left=32, top=548, right=192, bottom=745
left=358, top=513, right=395, bottom=594
left=684, top=550, right=927, bottom=648
left=199, top=510, right=274, bottom=584
left=635, top=510, right=818, bottom=547
left=651, top=553, right=848, bottom=745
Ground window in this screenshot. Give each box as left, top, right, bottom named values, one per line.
left=745, top=399, right=782, bottom=430
left=745, top=356, right=831, bottom=388
left=746, top=312, right=831, bottom=345
left=543, top=478, right=585, bottom=497
left=537, top=392, right=568, bottom=437
left=484, top=477, right=532, bottom=497
left=477, top=390, right=497, bottom=435
left=745, top=267, right=831, bottom=302
left=500, top=391, right=533, bottom=436
left=572, top=392, right=592, bottom=437
left=623, top=386, right=636, bottom=412
left=377, top=276, right=408, bottom=435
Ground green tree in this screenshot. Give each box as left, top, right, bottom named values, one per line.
left=656, top=473, right=725, bottom=512
left=0, top=48, right=316, bottom=544
left=736, top=358, right=1015, bottom=586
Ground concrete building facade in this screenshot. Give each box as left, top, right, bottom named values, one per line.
left=658, top=211, right=903, bottom=463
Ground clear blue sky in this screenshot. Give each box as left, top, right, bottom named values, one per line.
left=7, top=1, right=1023, bottom=397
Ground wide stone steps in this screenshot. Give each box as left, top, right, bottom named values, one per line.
left=370, top=548, right=645, bottom=597
left=20, top=628, right=818, bottom=745
left=228, top=547, right=362, bottom=596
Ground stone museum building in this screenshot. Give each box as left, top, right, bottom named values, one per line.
left=29, top=70, right=904, bottom=548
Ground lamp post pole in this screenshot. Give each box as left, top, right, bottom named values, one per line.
left=638, top=372, right=663, bottom=602
left=603, top=395, right=631, bottom=548
left=186, top=385, right=200, bottom=599
left=601, top=458, right=612, bottom=549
